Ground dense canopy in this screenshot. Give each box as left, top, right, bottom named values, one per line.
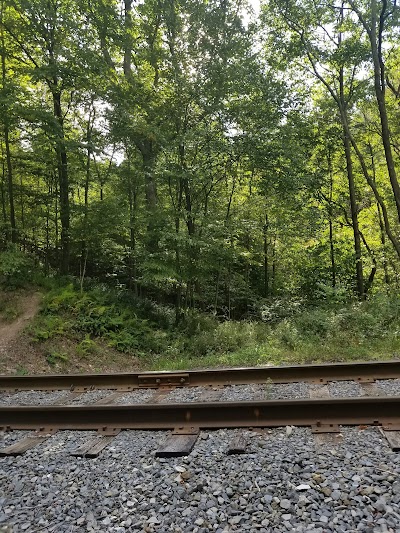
left=1, top=0, right=400, bottom=320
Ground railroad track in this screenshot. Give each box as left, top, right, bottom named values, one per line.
left=2, top=360, right=400, bottom=458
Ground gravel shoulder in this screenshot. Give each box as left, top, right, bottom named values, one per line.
left=1, top=426, right=400, bottom=532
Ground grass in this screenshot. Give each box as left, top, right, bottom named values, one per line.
left=22, top=281, right=400, bottom=373
left=149, top=331, right=400, bottom=371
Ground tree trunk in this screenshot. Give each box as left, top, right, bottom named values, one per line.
left=339, top=53, right=364, bottom=299
left=342, top=123, right=364, bottom=298
left=174, top=173, right=183, bottom=324
left=327, top=151, right=336, bottom=288
left=271, top=235, right=277, bottom=295
left=368, top=142, right=390, bottom=285
left=347, top=128, right=400, bottom=259
left=52, top=91, right=70, bottom=274
left=349, top=0, right=400, bottom=222
left=1, top=17, right=16, bottom=243
left=0, top=146, right=7, bottom=227
left=369, top=0, right=400, bottom=223
left=123, top=0, right=133, bottom=78
left=127, top=154, right=138, bottom=296
left=263, top=212, right=269, bottom=297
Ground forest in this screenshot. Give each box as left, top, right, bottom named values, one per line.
left=1, top=0, right=400, bottom=371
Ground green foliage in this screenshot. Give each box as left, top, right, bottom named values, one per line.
left=0, top=304, right=20, bottom=321
left=15, top=365, right=28, bottom=376
left=0, top=247, right=36, bottom=289
left=76, top=334, right=97, bottom=358
left=46, top=349, right=69, bottom=366
left=29, top=314, right=67, bottom=341
left=3, top=0, right=400, bottom=373
left=260, top=298, right=304, bottom=323
left=25, top=278, right=400, bottom=370
left=35, top=283, right=169, bottom=356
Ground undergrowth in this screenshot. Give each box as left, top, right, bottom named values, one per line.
left=27, top=281, right=400, bottom=371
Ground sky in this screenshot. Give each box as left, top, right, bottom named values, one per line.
left=249, top=0, right=261, bottom=15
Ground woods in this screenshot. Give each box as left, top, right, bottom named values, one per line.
left=1, top=0, right=400, bottom=320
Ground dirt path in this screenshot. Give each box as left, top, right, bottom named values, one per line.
left=0, top=292, right=41, bottom=353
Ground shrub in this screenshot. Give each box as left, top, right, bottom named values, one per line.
left=0, top=246, right=37, bottom=288
left=46, top=349, right=68, bottom=366
left=29, top=314, right=67, bottom=341
left=76, top=335, right=97, bottom=357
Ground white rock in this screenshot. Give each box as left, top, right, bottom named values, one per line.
left=295, top=484, right=311, bottom=491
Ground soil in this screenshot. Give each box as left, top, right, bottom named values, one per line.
left=0, top=290, right=141, bottom=375
left=0, top=292, right=41, bottom=349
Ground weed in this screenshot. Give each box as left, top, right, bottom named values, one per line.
left=264, top=378, right=274, bottom=399
left=76, top=335, right=98, bottom=358
left=29, top=315, right=67, bottom=341
left=1, top=305, right=21, bottom=322
left=46, top=350, right=69, bottom=366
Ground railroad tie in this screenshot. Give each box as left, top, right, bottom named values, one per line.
left=70, top=428, right=121, bottom=458
left=156, top=426, right=200, bottom=458
left=69, top=392, right=125, bottom=457
left=228, top=429, right=247, bottom=454
left=0, top=428, right=58, bottom=456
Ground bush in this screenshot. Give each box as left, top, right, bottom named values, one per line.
left=0, top=246, right=37, bottom=288
left=260, top=297, right=303, bottom=323
left=46, top=349, right=69, bottom=366
left=76, top=335, right=97, bottom=357
left=29, top=314, right=67, bottom=341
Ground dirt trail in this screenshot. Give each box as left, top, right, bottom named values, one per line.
left=0, top=293, right=41, bottom=353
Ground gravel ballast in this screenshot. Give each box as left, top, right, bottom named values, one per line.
left=377, top=379, right=400, bottom=396
left=1, top=426, right=400, bottom=532
left=0, top=390, right=67, bottom=406
left=328, top=380, right=363, bottom=398
left=113, top=390, right=155, bottom=405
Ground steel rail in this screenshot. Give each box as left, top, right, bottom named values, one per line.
left=1, top=396, right=400, bottom=430
left=1, top=360, right=400, bottom=391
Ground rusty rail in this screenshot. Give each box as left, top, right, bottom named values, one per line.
left=1, top=360, right=400, bottom=391
left=1, top=396, right=400, bottom=430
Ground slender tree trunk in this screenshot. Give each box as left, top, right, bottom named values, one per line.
left=19, top=171, right=25, bottom=250
left=1, top=141, right=7, bottom=224
left=54, top=177, right=59, bottom=255
left=358, top=229, right=377, bottom=296
left=1, top=17, right=16, bottom=243
left=52, top=91, right=70, bottom=274
left=348, top=127, right=400, bottom=259
left=339, top=54, right=364, bottom=298
left=329, top=219, right=336, bottom=288
left=271, top=234, right=277, bottom=295
left=127, top=154, right=138, bottom=296
left=123, top=0, right=133, bottom=78
left=327, top=152, right=336, bottom=288
left=342, top=125, right=364, bottom=298
left=174, top=174, right=183, bottom=324
left=81, top=101, right=95, bottom=279
left=377, top=202, right=390, bottom=285
left=138, top=142, right=158, bottom=253
left=45, top=190, right=50, bottom=274
left=143, top=150, right=157, bottom=209
left=368, top=142, right=390, bottom=285
left=348, top=0, right=400, bottom=222
left=369, top=0, right=400, bottom=223
left=4, top=125, right=15, bottom=243
left=263, top=212, right=269, bottom=297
